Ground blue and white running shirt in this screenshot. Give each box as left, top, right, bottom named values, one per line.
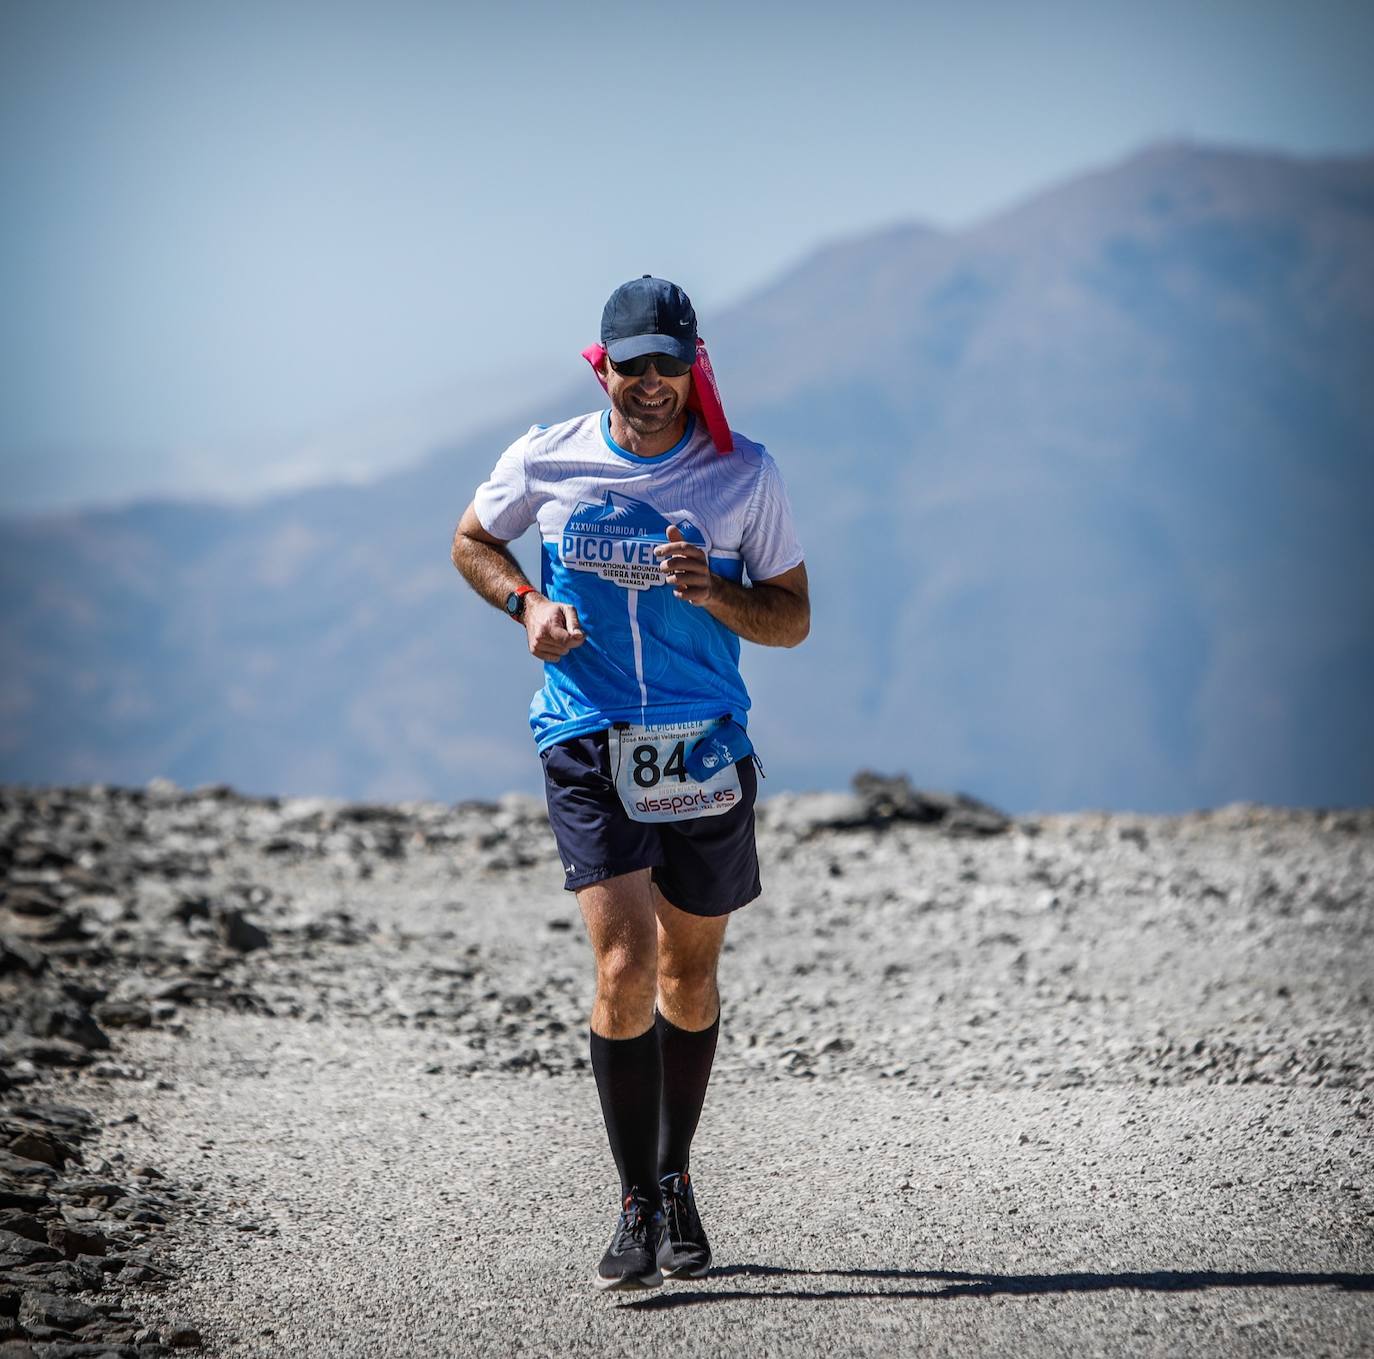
left=474, top=410, right=804, bottom=751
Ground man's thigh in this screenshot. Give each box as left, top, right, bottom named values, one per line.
left=653, top=885, right=728, bottom=977
left=578, top=869, right=658, bottom=964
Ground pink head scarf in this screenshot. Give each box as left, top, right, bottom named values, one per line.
left=581, top=338, right=734, bottom=454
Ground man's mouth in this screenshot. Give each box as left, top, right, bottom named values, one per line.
left=631, top=392, right=671, bottom=413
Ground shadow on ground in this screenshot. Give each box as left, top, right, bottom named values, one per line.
left=621, top=1266, right=1374, bottom=1309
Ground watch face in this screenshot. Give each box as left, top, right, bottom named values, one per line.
left=505, top=591, right=521, bottom=616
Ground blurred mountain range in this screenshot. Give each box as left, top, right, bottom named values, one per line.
left=3, top=142, right=1372, bottom=811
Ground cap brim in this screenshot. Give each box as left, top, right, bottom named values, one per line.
left=604, top=333, right=696, bottom=366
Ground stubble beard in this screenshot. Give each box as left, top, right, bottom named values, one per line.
left=614, top=387, right=684, bottom=438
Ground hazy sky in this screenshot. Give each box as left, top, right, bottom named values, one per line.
left=3, top=0, right=1372, bottom=511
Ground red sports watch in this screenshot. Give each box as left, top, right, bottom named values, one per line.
left=504, top=585, right=537, bottom=622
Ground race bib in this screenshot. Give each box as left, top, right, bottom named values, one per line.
left=613, top=720, right=743, bottom=823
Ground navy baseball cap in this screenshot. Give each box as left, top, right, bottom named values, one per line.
left=600, top=275, right=698, bottom=366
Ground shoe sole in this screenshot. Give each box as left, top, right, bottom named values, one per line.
left=593, top=1267, right=663, bottom=1292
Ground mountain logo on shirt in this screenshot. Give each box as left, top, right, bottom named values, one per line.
left=560, top=492, right=707, bottom=591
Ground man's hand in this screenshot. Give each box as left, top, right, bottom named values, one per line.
left=654, top=525, right=714, bottom=605
left=524, top=595, right=585, bottom=662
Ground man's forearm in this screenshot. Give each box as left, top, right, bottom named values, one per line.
left=703, top=576, right=809, bottom=647
left=450, top=528, right=534, bottom=612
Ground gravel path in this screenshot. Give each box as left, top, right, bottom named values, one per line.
left=10, top=790, right=1373, bottom=1355
left=69, top=1021, right=1373, bottom=1358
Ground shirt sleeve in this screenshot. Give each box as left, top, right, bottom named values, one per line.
left=741, top=451, right=804, bottom=583
left=472, top=430, right=537, bottom=541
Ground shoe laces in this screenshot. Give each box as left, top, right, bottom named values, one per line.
left=660, top=1171, right=696, bottom=1235
left=614, top=1191, right=653, bottom=1246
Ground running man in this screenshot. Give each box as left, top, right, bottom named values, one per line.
left=450, top=276, right=808, bottom=1290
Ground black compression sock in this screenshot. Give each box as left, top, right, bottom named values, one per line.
left=656, top=1007, right=720, bottom=1178
left=588, top=1026, right=662, bottom=1202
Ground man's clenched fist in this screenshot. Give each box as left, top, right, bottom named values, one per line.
left=654, top=524, right=715, bottom=605
left=524, top=595, right=585, bottom=661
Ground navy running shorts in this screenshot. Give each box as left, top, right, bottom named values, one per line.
left=539, top=729, right=761, bottom=918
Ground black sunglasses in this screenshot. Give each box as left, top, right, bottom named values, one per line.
left=608, top=352, right=692, bottom=379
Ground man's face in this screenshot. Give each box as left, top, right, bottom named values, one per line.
left=602, top=354, right=692, bottom=439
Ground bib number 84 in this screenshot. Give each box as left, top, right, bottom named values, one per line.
left=632, top=741, right=686, bottom=787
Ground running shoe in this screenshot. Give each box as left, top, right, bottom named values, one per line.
left=659, top=1170, right=712, bottom=1278
left=594, top=1191, right=669, bottom=1291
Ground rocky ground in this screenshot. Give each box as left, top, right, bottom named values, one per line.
left=1, top=778, right=1371, bottom=1357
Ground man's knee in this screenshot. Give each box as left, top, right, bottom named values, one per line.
left=596, top=945, right=657, bottom=1005
left=657, top=959, right=719, bottom=1026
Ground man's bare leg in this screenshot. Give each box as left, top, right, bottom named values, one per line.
left=578, top=869, right=658, bottom=1038
left=654, top=886, right=727, bottom=1031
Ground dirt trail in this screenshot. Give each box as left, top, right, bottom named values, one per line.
left=7, top=789, right=1373, bottom=1355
